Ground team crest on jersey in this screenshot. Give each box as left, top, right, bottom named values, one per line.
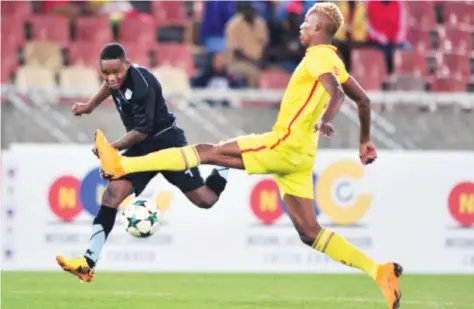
left=333, top=66, right=340, bottom=76
left=125, top=89, right=133, bottom=100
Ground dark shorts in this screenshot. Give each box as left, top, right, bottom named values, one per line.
left=120, top=125, right=204, bottom=195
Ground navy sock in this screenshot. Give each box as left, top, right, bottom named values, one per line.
left=84, top=205, right=117, bottom=268
left=205, top=167, right=229, bottom=197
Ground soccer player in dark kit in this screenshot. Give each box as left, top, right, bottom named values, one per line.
left=56, top=43, right=229, bottom=282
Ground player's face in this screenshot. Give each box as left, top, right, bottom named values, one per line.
left=299, top=12, right=318, bottom=46
left=100, top=59, right=130, bottom=89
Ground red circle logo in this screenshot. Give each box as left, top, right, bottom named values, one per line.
left=250, top=179, right=283, bottom=224
left=48, top=176, right=82, bottom=222
left=448, top=182, right=474, bottom=227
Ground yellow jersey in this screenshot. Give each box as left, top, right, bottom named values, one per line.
left=272, top=44, right=349, bottom=148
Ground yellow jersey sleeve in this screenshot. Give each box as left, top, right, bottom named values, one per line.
left=305, top=48, right=349, bottom=84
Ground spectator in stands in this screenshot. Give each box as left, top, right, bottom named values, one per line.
left=225, top=2, right=269, bottom=88
left=39, top=0, right=82, bottom=19
left=192, top=52, right=244, bottom=105
left=333, top=1, right=368, bottom=72
left=268, top=1, right=305, bottom=72
left=200, top=1, right=235, bottom=53
left=367, top=0, right=408, bottom=79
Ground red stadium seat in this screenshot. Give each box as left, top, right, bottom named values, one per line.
left=118, top=13, right=156, bottom=44
left=119, top=42, right=152, bottom=67
left=351, top=50, right=387, bottom=90
left=258, top=69, right=291, bottom=90
left=68, top=41, right=103, bottom=69
left=30, top=15, right=70, bottom=46
left=395, top=50, right=428, bottom=76
left=1, top=1, right=32, bottom=21
left=444, top=28, right=472, bottom=53
left=76, top=16, right=113, bottom=47
left=431, top=73, right=467, bottom=92
left=407, top=1, right=436, bottom=27
left=151, top=1, right=187, bottom=27
left=442, top=53, right=470, bottom=76
left=1, top=53, right=17, bottom=84
left=153, top=43, right=195, bottom=76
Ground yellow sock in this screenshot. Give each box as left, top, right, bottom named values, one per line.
left=313, top=228, right=379, bottom=280
left=121, top=146, right=200, bottom=174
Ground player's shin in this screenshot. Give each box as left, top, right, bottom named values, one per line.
left=312, top=228, right=379, bottom=280
left=84, top=205, right=117, bottom=268
left=121, top=146, right=200, bottom=173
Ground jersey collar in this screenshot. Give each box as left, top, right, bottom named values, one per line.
left=306, top=44, right=337, bottom=53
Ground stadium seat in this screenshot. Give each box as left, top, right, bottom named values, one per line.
left=431, top=76, right=466, bottom=92
left=258, top=68, right=291, bottom=90
left=391, top=74, right=427, bottom=91
left=118, top=14, right=157, bottom=44
left=444, top=28, right=472, bottom=53
left=1, top=1, right=32, bottom=21
left=151, top=1, right=187, bottom=27
left=1, top=12, right=27, bottom=48
left=75, top=16, right=113, bottom=46
left=395, top=50, right=428, bottom=76
left=352, top=49, right=387, bottom=90
left=119, top=42, right=153, bottom=67
left=15, top=64, right=56, bottom=88
left=30, top=15, right=70, bottom=46
left=24, top=41, right=63, bottom=73
left=67, top=41, right=102, bottom=69
left=151, top=66, right=190, bottom=95
left=153, top=43, right=195, bottom=77
left=442, top=53, right=470, bottom=76
left=60, top=65, right=100, bottom=89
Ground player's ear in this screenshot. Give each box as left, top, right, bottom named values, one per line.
left=315, top=21, right=322, bottom=32
left=124, top=59, right=131, bottom=69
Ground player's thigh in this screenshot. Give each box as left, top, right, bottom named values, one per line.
left=236, top=132, right=283, bottom=174
left=274, top=170, right=314, bottom=200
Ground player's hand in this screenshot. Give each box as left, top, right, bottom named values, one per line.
left=72, top=102, right=92, bottom=116
left=359, top=141, right=377, bottom=165
left=315, top=122, right=334, bottom=138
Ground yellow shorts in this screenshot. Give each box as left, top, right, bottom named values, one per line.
left=237, top=132, right=316, bottom=199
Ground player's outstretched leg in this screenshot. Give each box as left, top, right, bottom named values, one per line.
left=95, top=129, right=244, bottom=179
left=283, top=194, right=403, bottom=309
left=56, top=180, right=132, bottom=282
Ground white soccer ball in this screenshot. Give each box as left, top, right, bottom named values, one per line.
left=123, top=198, right=160, bottom=238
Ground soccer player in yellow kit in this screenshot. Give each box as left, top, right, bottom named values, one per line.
left=95, top=3, right=402, bottom=309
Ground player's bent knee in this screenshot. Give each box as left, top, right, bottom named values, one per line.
left=102, top=181, right=133, bottom=208
left=189, top=194, right=218, bottom=209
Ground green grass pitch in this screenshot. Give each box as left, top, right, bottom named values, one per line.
left=2, top=272, right=473, bottom=309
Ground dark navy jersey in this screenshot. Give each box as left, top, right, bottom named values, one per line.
left=110, top=64, right=176, bottom=135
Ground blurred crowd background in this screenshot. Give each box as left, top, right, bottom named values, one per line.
left=3, top=0, right=474, bottom=91
left=1, top=1, right=473, bottom=150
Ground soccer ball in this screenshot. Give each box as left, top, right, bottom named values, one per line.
left=123, top=198, right=160, bottom=238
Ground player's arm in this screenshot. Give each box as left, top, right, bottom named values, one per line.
left=319, top=73, right=346, bottom=124
left=111, top=89, right=156, bottom=151
left=341, top=76, right=371, bottom=143
left=72, top=82, right=111, bottom=116
left=342, top=75, right=377, bottom=165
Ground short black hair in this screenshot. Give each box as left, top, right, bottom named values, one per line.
left=100, top=43, right=126, bottom=61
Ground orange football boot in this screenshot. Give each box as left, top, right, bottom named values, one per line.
left=376, top=262, right=403, bottom=309
left=56, top=255, right=95, bottom=283
left=95, top=129, right=125, bottom=179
